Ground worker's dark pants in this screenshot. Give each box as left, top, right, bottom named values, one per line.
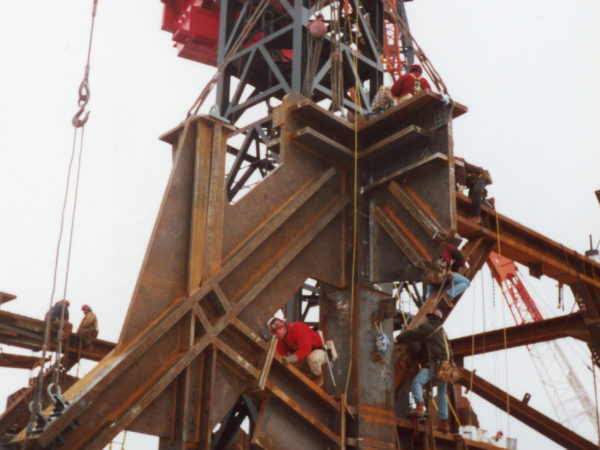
left=469, top=177, right=487, bottom=217
left=79, top=328, right=98, bottom=348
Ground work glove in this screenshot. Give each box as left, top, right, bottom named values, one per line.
left=283, top=354, right=298, bottom=365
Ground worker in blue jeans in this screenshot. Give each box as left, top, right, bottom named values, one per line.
left=425, top=245, right=470, bottom=300
left=395, top=309, right=452, bottom=432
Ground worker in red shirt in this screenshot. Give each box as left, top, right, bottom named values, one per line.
left=391, top=64, right=431, bottom=102
left=267, top=317, right=336, bottom=387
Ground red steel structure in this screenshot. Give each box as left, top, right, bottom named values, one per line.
left=487, top=251, right=544, bottom=324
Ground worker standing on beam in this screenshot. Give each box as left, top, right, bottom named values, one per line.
left=267, top=317, right=337, bottom=387
left=395, top=309, right=452, bottom=433
left=456, top=157, right=493, bottom=223
left=77, top=304, right=98, bottom=350
left=390, top=64, right=431, bottom=102
left=466, top=166, right=493, bottom=224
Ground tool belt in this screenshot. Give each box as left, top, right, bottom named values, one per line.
left=435, top=360, right=460, bottom=383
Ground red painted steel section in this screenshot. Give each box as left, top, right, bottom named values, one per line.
left=486, top=251, right=544, bottom=324
left=161, top=0, right=220, bottom=65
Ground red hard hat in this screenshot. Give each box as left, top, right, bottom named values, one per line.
left=408, top=64, right=423, bottom=73
left=82, top=304, right=90, bottom=312
left=426, top=309, right=442, bottom=319
left=65, top=300, right=70, bottom=307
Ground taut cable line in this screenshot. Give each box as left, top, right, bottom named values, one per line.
left=25, top=0, right=99, bottom=442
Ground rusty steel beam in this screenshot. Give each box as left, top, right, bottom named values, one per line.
left=0, top=353, right=45, bottom=370
left=456, top=368, right=598, bottom=450
left=0, top=310, right=114, bottom=362
left=0, top=292, right=16, bottom=305
left=456, top=194, right=600, bottom=291
left=4, top=92, right=597, bottom=449
left=0, top=311, right=115, bottom=441
left=456, top=194, right=600, bottom=366
left=7, top=110, right=349, bottom=449
left=451, top=312, right=588, bottom=357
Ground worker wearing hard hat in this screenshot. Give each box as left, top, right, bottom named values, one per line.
left=425, top=244, right=471, bottom=301
left=46, top=299, right=70, bottom=323
left=267, top=317, right=336, bottom=388
left=77, top=304, right=99, bottom=349
left=391, top=64, right=432, bottom=102
left=395, top=309, right=453, bottom=433
left=45, top=299, right=73, bottom=339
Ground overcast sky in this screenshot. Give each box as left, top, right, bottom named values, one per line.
left=1, top=0, right=599, bottom=448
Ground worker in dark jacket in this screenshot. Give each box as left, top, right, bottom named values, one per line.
left=46, top=299, right=70, bottom=323
left=77, top=304, right=99, bottom=349
left=391, top=64, right=432, bottom=102
left=45, top=299, right=73, bottom=338
left=466, top=167, right=492, bottom=224
left=268, top=317, right=336, bottom=387
left=426, top=245, right=470, bottom=301
left=395, top=309, right=452, bottom=432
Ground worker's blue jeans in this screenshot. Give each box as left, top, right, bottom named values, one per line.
left=412, top=366, right=448, bottom=420
left=425, top=272, right=470, bottom=299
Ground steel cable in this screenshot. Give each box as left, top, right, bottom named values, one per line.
left=25, top=0, right=99, bottom=441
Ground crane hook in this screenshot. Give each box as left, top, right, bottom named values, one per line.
left=72, top=106, right=90, bottom=128
left=72, top=78, right=91, bottom=128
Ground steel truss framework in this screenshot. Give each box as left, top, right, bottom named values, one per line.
left=1, top=0, right=600, bottom=447
left=213, top=0, right=392, bottom=201
left=1, top=92, right=599, bottom=449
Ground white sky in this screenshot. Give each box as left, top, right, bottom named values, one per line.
left=1, top=0, right=599, bottom=448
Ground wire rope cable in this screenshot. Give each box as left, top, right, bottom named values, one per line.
left=25, top=0, right=99, bottom=441
left=343, top=2, right=363, bottom=406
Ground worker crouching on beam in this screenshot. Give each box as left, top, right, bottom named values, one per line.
left=395, top=309, right=453, bottom=433
left=267, top=317, right=337, bottom=387
left=425, top=244, right=470, bottom=301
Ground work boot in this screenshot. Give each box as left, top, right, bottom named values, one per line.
left=312, top=373, right=324, bottom=387
left=327, top=340, right=338, bottom=362
left=408, top=402, right=425, bottom=418
left=436, top=419, right=450, bottom=433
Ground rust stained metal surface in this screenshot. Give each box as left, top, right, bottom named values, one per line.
left=0, top=309, right=114, bottom=361
left=0, top=292, right=17, bottom=305
left=0, top=91, right=598, bottom=449
left=0, top=353, right=46, bottom=370
left=456, top=368, right=597, bottom=450
left=457, top=193, right=600, bottom=290
left=456, top=193, right=600, bottom=366
left=6, top=104, right=350, bottom=449
left=451, top=312, right=588, bottom=357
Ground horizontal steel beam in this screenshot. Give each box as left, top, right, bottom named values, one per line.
left=0, top=292, right=16, bottom=305
left=0, top=353, right=45, bottom=370
left=0, top=310, right=114, bottom=362
left=456, top=368, right=597, bottom=450
left=451, top=312, right=588, bottom=357
left=456, top=194, right=600, bottom=291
